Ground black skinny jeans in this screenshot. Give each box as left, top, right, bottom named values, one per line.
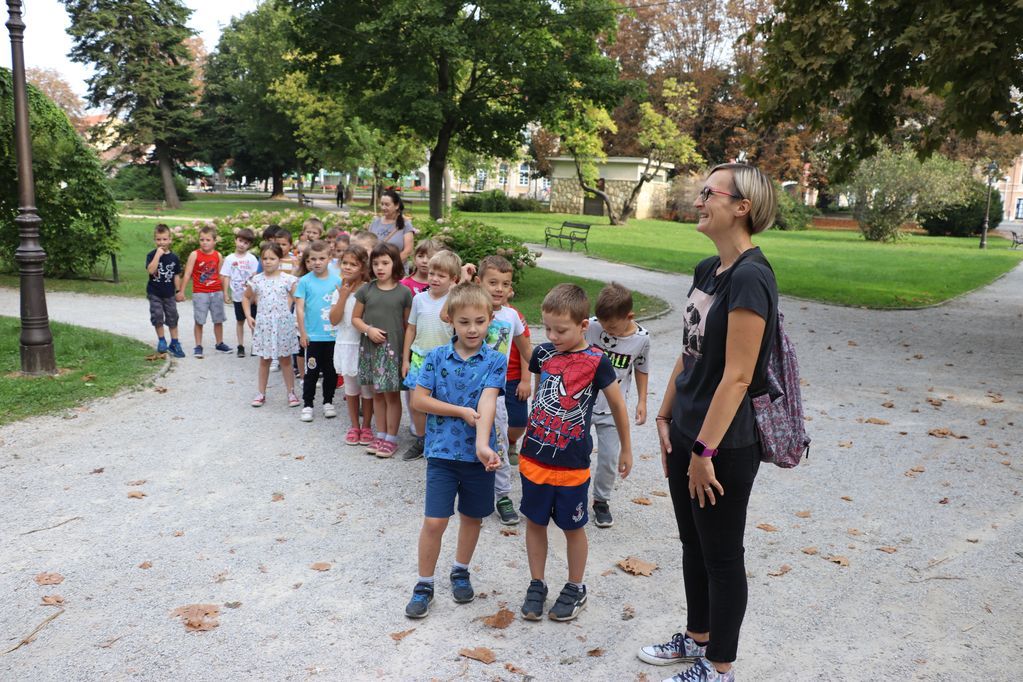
left=667, top=428, right=760, bottom=663
left=302, top=341, right=338, bottom=408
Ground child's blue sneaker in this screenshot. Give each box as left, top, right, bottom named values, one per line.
left=194, top=345, right=203, bottom=359
left=404, top=581, right=434, bottom=619
left=520, top=579, right=548, bottom=621
left=214, top=342, right=232, bottom=353
left=156, top=338, right=168, bottom=354
left=450, top=567, right=474, bottom=603
left=168, top=340, right=185, bottom=358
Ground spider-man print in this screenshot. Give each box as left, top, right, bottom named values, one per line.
left=541, top=350, right=600, bottom=411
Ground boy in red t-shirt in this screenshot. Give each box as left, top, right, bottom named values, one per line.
left=179, top=226, right=229, bottom=359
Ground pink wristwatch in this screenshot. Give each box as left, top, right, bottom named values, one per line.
left=692, top=439, right=717, bottom=458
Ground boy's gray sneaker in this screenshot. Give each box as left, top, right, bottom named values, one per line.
left=663, top=658, right=734, bottom=682
left=402, top=437, right=425, bottom=461
left=638, top=632, right=708, bottom=666
left=592, top=500, right=614, bottom=528
left=496, top=496, right=520, bottom=525
left=404, top=581, right=434, bottom=619
left=520, top=579, right=547, bottom=621
left=449, top=567, right=474, bottom=603
left=548, top=582, right=587, bottom=621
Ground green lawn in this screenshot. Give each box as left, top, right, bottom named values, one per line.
left=512, top=267, right=667, bottom=323
left=118, top=192, right=331, bottom=219
left=467, top=212, right=1023, bottom=308
left=0, top=316, right=157, bottom=425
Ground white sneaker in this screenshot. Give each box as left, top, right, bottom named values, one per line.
left=300, top=407, right=313, bottom=422
left=322, top=403, right=337, bottom=418
left=270, top=359, right=280, bottom=372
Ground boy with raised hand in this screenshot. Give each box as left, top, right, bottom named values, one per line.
left=220, top=228, right=258, bottom=357
left=405, top=282, right=506, bottom=619
left=519, top=284, right=632, bottom=623
left=585, top=282, right=650, bottom=528
left=145, top=223, right=184, bottom=358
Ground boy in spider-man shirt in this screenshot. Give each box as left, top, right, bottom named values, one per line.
left=518, top=284, right=632, bottom=623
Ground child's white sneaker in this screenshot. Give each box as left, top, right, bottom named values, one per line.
left=300, top=407, right=313, bottom=422
left=270, top=359, right=280, bottom=372
left=322, top=403, right=337, bottom=418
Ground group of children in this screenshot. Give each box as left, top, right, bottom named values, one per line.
left=146, top=216, right=653, bottom=623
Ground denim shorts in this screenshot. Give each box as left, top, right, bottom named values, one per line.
left=504, top=379, right=528, bottom=428
left=193, top=291, right=226, bottom=324
left=425, top=457, right=496, bottom=519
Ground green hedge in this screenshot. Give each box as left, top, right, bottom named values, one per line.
left=109, top=163, right=192, bottom=202
left=918, top=179, right=1003, bottom=237
left=774, top=184, right=816, bottom=231
left=456, top=189, right=544, bottom=213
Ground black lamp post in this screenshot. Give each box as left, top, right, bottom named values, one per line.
left=979, top=161, right=998, bottom=250
left=7, top=0, right=56, bottom=375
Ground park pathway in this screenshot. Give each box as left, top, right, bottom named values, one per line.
left=1, top=248, right=1021, bottom=680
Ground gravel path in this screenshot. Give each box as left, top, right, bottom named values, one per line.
left=1, top=248, right=1021, bottom=681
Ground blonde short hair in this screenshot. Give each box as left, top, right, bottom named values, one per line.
left=446, top=282, right=493, bottom=317
left=708, top=163, right=778, bottom=234
left=429, top=249, right=462, bottom=279
left=542, top=283, right=590, bottom=324
left=302, top=217, right=324, bottom=236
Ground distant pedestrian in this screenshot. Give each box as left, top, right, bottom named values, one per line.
left=336, top=182, right=345, bottom=208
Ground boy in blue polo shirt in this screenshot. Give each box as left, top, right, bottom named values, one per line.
left=405, top=282, right=507, bottom=619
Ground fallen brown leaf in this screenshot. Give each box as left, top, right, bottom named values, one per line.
left=877, top=546, right=898, bottom=554
left=631, top=497, right=652, bottom=506
left=864, top=417, right=889, bottom=425
left=153, top=386, right=168, bottom=394
left=928, top=428, right=968, bottom=440
left=504, top=662, right=527, bottom=675
left=826, top=555, right=850, bottom=567
left=650, top=490, right=668, bottom=497
left=34, top=572, right=64, bottom=586
left=622, top=604, right=636, bottom=621
left=926, top=398, right=943, bottom=407
left=389, top=628, right=415, bottom=642
left=41, top=595, right=64, bottom=606
left=795, top=510, right=811, bottom=518
left=458, top=646, right=496, bottom=664
left=126, top=479, right=146, bottom=486
left=482, top=607, right=515, bottom=629
left=756, top=523, right=779, bottom=532
left=172, top=530, right=184, bottom=537
left=838, top=441, right=853, bottom=448
left=938, top=497, right=950, bottom=504
left=848, top=528, right=864, bottom=536
left=138, top=561, right=152, bottom=569
left=618, top=556, right=658, bottom=576
left=127, top=490, right=146, bottom=499
left=600, top=568, right=615, bottom=577
left=144, top=353, right=163, bottom=361
left=978, top=419, right=988, bottom=426
left=309, top=562, right=331, bottom=571
left=81, top=373, right=96, bottom=382
left=801, top=547, right=818, bottom=555
left=881, top=401, right=895, bottom=408
left=767, top=564, right=792, bottom=577
left=271, top=492, right=284, bottom=502
left=500, top=528, right=519, bottom=536
left=847, top=340, right=858, bottom=347
left=294, top=455, right=305, bottom=461
left=904, top=465, right=926, bottom=478
left=90, top=467, right=105, bottom=474
left=840, top=495, right=853, bottom=502
left=987, top=392, right=1004, bottom=404
left=587, top=647, right=605, bottom=657
left=223, top=601, right=242, bottom=609
left=171, top=604, right=219, bottom=631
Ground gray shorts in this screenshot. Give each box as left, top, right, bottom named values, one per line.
left=148, top=293, right=179, bottom=329
left=193, top=291, right=226, bottom=324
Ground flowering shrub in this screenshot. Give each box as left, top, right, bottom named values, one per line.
left=169, top=209, right=537, bottom=281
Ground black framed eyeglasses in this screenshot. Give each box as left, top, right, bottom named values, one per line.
left=698, top=186, right=742, bottom=203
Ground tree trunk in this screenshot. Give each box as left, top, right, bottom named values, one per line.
left=620, top=161, right=661, bottom=224
left=569, top=152, right=621, bottom=224
left=156, top=146, right=181, bottom=209
left=271, top=167, right=285, bottom=198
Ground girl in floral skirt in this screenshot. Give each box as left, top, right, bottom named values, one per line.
left=243, top=242, right=301, bottom=408
left=352, top=242, right=413, bottom=458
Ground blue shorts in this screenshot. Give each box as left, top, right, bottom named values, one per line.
left=504, top=379, right=528, bottom=428
left=519, top=474, right=589, bottom=530
left=425, top=458, right=496, bottom=519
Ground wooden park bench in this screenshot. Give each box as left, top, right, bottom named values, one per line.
left=1011, top=231, right=1023, bottom=249
left=544, top=221, right=591, bottom=252
left=298, top=194, right=315, bottom=207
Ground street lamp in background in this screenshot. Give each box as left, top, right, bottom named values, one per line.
left=7, top=0, right=56, bottom=374
left=979, top=161, right=999, bottom=250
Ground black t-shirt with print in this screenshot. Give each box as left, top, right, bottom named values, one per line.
left=671, top=247, right=778, bottom=448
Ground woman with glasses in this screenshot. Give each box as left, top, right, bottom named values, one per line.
left=637, top=164, right=780, bottom=682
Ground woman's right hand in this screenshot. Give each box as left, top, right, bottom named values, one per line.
left=657, top=418, right=672, bottom=478
left=366, top=327, right=387, bottom=344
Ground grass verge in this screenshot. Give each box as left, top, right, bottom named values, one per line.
left=467, top=212, right=1023, bottom=308
left=0, top=316, right=157, bottom=426
left=512, top=267, right=667, bottom=323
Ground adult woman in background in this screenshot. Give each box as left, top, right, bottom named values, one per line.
left=638, top=164, right=779, bottom=682
left=369, top=189, right=414, bottom=263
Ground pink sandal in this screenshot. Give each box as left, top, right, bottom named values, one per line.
left=358, top=428, right=374, bottom=446
left=344, top=428, right=360, bottom=445
left=375, top=441, right=397, bottom=458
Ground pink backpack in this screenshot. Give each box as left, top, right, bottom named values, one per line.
left=751, top=311, right=810, bottom=468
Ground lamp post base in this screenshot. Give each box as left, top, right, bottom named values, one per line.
left=20, top=343, right=56, bottom=376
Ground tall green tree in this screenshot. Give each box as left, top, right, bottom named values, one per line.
left=750, top=0, right=1023, bottom=176
left=288, top=0, right=623, bottom=219
left=198, top=4, right=301, bottom=197
left=64, top=0, right=197, bottom=208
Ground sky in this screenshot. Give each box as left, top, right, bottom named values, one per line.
left=0, top=0, right=260, bottom=103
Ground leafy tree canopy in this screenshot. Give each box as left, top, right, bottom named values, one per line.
left=750, top=0, right=1023, bottom=175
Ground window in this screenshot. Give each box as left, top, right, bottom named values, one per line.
left=498, top=163, right=508, bottom=187
left=518, top=163, right=530, bottom=186
left=1015, top=198, right=1023, bottom=220
left=475, top=169, right=487, bottom=192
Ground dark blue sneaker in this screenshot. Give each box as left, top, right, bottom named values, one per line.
left=168, top=340, right=185, bottom=358
left=156, top=338, right=168, bottom=354
left=194, top=345, right=203, bottom=359
left=215, top=342, right=232, bottom=353
left=404, top=581, right=434, bottom=619
left=548, top=582, right=587, bottom=621
left=520, top=579, right=548, bottom=621
left=450, top=567, right=474, bottom=603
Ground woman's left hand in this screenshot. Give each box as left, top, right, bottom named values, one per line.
left=688, top=456, right=724, bottom=508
